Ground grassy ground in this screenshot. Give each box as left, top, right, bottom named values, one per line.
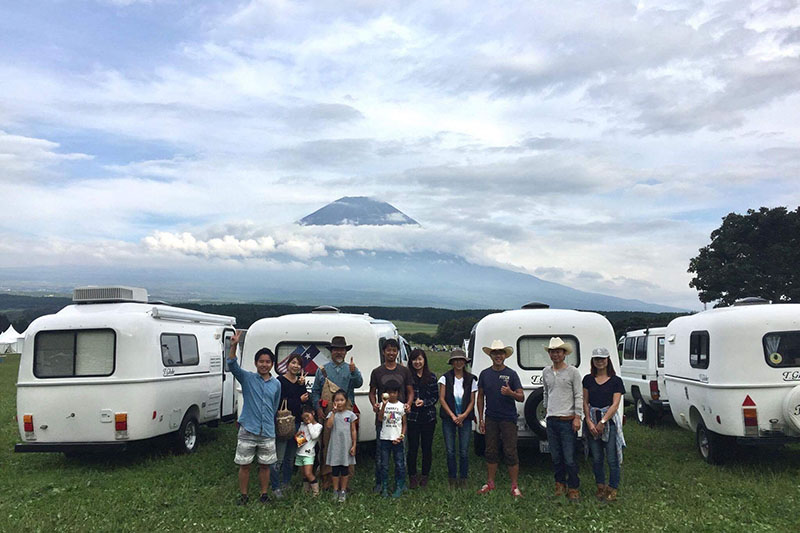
left=393, top=321, right=438, bottom=335
left=2, top=352, right=799, bottom=532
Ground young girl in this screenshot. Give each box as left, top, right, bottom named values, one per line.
left=295, top=406, right=323, bottom=497
left=325, top=389, right=358, bottom=503
left=378, top=381, right=407, bottom=498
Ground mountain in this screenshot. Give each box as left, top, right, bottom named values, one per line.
left=299, top=196, right=418, bottom=226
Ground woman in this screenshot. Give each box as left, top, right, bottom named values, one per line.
left=582, top=347, right=626, bottom=502
left=438, top=348, right=477, bottom=488
left=271, top=354, right=309, bottom=497
left=407, top=348, right=438, bottom=488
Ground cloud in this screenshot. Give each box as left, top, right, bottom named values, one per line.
left=0, top=130, right=92, bottom=182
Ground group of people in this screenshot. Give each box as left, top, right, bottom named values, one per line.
left=225, top=330, right=625, bottom=505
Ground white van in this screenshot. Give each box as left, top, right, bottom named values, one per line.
left=15, top=286, right=237, bottom=455
left=468, top=303, right=616, bottom=454
left=240, top=306, right=409, bottom=442
left=664, top=299, right=800, bottom=464
left=620, top=327, right=669, bottom=424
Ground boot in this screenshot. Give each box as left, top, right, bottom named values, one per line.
left=419, top=475, right=429, bottom=488
left=605, top=487, right=618, bottom=502
left=448, top=478, right=457, bottom=489
left=392, top=479, right=406, bottom=498
left=595, top=484, right=607, bottom=501
left=567, top=488, right=581, bottom=502
left=459, top=479, right=467, bottom=489
left=409, top=474, right=419, bottom=489
left=381, top=479, right=389, bottom=498
left=554, top=482, right=567, bottom=497
left=310, top=481, right=319, bottom=498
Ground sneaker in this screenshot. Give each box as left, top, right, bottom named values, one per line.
left=409, top=474, right=419, bottom=489
left=419, top=475, right=429, bottom=488
left=236, top=494, right=249, bottom=506
left=338, top=490, right=347, bottom=503
left=605, top=488, right=618, bottom=502
left=272, top=488, right=284, bottom=500
left=259, top=493, right=271, bottom=504
left=459, top=479, right=468, bottom=489
left=595, top=484, right=607, bottom=501
left=477, top=482, right=495, bottom=495
left=511, top=486, right=523, bottom=499
left=333, top=490, right=340, bottom=502
left=372, top=483, right=382, bottom=494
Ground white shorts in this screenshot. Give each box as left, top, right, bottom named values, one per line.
left=234, top=427, right=277, bottom=465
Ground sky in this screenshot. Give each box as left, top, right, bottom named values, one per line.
left=1, top=0, right=799, bottom=310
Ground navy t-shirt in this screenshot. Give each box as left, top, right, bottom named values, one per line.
left=478, top=366, right=522, bottom=421
left=582, top=374, right=625, bottom=409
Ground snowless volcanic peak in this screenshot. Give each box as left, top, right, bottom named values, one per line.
left=298, top=196, right=419, bottom=226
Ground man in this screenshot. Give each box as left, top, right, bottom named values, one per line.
left=368, top=338, right=414, bottom=493
left=476, top=339, right=524, bottom=498
left=311, top=336, right=363, bottom=485
left=227, top=330, right=282, bottom=506
left=542, top=336, right=583, bottom=502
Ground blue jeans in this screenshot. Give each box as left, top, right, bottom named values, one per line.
left=588, top=422, right=620, bottom=489
left=441, top=417, right=471, bottom=479
left=379, top=439, right=406, bottom=485
left=374, top=421, right=382, bottom=485
left=546, top=418, right=580, bottom=489
left=271, top=421, right=300, bottom=489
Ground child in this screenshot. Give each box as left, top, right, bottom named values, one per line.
left=325, top=389, right=358, bottom=502
left=378, top=380, right=407, bottom=497
left=295, top=406, right=323, bottom=497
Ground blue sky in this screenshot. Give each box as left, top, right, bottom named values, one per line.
left=1, top=0, right=799, bottom=309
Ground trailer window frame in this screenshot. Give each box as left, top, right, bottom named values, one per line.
left=160, top=333, right=199, bottom=367
left=517, top=334, right=580, bottom=370
left=33, top=328, right=117, bottom=379
left=763, top=330, right=800, bottom=369
left=689, top=330, right=710, bottom=369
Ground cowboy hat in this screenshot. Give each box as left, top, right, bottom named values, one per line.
left=448, top=348, right=468, bottom=364
left=327, top=336, right=353, bottom=351
left=482, top=339, right=514, bottom=358
left=544, top=337, right=573, bottom=355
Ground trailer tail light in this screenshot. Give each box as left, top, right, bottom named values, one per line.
left=115, top=413, right=129, bottom=440
left=742, top=395, right=758, bottom=437
left=649, top=380, right=660, bottom=401
left=23, top=414, right=35, bottom=439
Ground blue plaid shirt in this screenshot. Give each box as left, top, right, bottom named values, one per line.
left=228, top=358, right=281, bottom=437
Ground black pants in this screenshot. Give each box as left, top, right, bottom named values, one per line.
left=406, top=420, right=436, bottom=476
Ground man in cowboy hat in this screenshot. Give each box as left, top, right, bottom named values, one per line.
left=476, top=339, right=524, bottom=498
left=311, top=336, right=363, bottom=486
left=542, top=336, right=584, bottom=502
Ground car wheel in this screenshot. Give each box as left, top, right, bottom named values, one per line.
left=696, top=419, right=724, bottom=465
left=523, top=388, right=549, bottom=440
left=473, top=432, right=485, bottom=457
left=176, top=412, right=199, bottom=454
left=635, top=396, right=655, bottom=426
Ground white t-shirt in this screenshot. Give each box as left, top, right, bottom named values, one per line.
left=296, top=422, right=323, bottom=457
left=380, top=401, right=405, bottom=441
left=438, top=375, right=478, bottom=415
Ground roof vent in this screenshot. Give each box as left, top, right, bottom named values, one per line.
left=521, top=302, right=550, bottom=310
left=312, top=305, right=340, bottom=313
left=732, top=297, right=769, bottom=306
left=73, top=286, right=149, bottom=304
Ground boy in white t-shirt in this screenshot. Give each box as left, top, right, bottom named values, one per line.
left=378, top=380, right=407, bottom=498
left=295, top=407, right=323, bottom=497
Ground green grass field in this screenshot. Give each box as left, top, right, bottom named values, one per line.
left=393, top=321, right=438, bottom=336
left=2, top=352, right=799, bottom=532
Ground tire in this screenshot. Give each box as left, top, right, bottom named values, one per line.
left=473, top=432, right=485, bottom=457
left=634, top=396, right=655, bottom=426
left=176, top=412, right=199, bottom=454
left=523, top=388, right=549, bottom=440
left=695, top=419, right=724, bottom=465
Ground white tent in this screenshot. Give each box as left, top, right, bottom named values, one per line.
left=0, top=325, right=22, bottom=354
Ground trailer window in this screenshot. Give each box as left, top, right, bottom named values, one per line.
left=623, top=337, right=635, bottom=360
left=763, top=331, right=800, bottom=368
left=689, top=331, right=709, bottom=369
left=34, top=329, right=115, bottom=378
left=657, top=337, right=665, bottom=368
left=518, top=335, right=579, bottom=370
left=161, top=334, right=199, bottom=367
left=275, top=342, right=331, bottom=375
left=635, top=336, right=647, bottom=360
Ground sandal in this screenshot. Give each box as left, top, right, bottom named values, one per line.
left=477, top=482, right=495, bottom=495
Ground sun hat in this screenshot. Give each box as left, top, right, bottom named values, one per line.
left=448, top=348, right=468, bottom=364
left=544, top=337, right=573, bottom=355
left=482, top=339, right=514, bottom=358
left=591, top=347, right=611, bottom=358
left=327, top=336, right=353, bottom=351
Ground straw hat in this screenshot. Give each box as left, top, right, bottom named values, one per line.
left=482, top=339, right=514, bottom=358
left=544, top=337, right=573, bottom=355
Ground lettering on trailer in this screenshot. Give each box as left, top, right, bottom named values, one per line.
left=530, top=375, right=543, bottom=385
left=795, top=404, right=800, bottom=416
left=163, top=367, right=175, bottom=377
left=782, top=371, right=800, bottom=382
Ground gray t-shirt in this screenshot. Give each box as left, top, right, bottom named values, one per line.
left=326, top=409, right=358, bottom=466
left=542, top=365, right=583, bottom=418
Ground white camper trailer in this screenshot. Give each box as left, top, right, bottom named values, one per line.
left=468, top=303, right=615, bottom=454
left=664, top=299, right=800, bottom=464
left=241, top=306, right=408, bottom=442
left=15, top=286, right=237, bottom=454
left=620, top=327, right=669, bottom=424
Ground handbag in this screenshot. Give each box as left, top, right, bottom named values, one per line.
left=319, top=367, right=341, bottom=414
left=276, top=399, right=295, bottom=439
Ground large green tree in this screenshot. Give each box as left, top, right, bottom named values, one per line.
left=688, top=207, right=800, bottom=306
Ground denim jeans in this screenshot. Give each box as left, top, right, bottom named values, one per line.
left=407, top=419, right=436, bottom=476
left=374, top=421, right=383, bottom=485
left=379, top=439, right=406, bottom=485
left=441, top=417, right=471, bottom=479
left=588, top=422, right=620, bottom=489
left=546, top=418, right=580, bottom=489
left=271, top=421, right=300, bottom=489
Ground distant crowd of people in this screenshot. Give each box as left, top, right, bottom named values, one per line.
left=225, top=331, right=625, bottom=505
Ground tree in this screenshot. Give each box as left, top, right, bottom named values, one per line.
left=436, top=317, right=478, bottom=345
left=688, top=207, right=800, bottom=306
